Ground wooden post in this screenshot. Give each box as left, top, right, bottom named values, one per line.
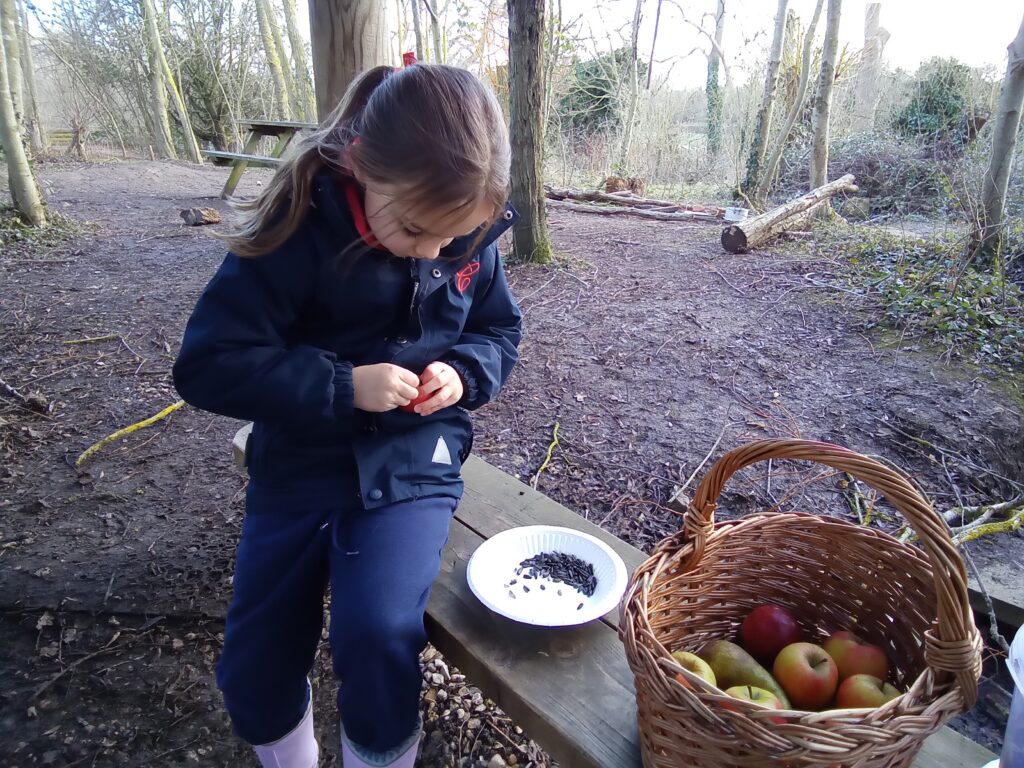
left=721, top=174, right=857, bottom=253
left=308, top=0, right=390, bottom=119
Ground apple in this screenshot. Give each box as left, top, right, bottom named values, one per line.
left=773, top=642, right=839, bottom=710
left=671, top=651, right=717, bottom=688
left=722, top=686, right=786, bottom=724
left=834, top=674, right=901, bottom=709
left=399, top=389, right=431, bottom=413
left=823, top=631, right=889, bottom=681
left=740, top=604, right=802, bottom=663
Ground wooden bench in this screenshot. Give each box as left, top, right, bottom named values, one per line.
left=206, top=119, right=317, bottom=199
left=230, top=425, right=997, bottom=767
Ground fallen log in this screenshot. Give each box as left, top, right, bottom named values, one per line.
left=546, top=199, right=723, bottom=223
left=545, top=185, right=725, bottom=217
left=721, top=173, right=858, bottom=253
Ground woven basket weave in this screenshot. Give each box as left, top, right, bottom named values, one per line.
left=619, top=439, right=983, bottom=768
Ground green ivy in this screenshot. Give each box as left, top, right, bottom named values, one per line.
left=839, top=233, right=1024, bottom=372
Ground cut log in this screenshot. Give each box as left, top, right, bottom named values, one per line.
left=547, top=199, right=722, bottom=223
left=180, top=207, right=223, bottom=226
left=545, top=185, right=725, bottom=217
left=721, top=173, right=858, bottom=253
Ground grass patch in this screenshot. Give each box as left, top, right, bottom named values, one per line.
left=836, top=230, right=1024, bottom=372
left=0, top=207, right=94, bottom=258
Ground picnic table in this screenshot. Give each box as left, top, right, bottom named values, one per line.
left=230, top=425, right=998, bottom=767
left=203, top=119, right=317, bottom=199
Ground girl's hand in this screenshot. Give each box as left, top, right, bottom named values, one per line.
left=352, top=364, right=421, bottom=412
left=411, top=362, right=464, bottom=416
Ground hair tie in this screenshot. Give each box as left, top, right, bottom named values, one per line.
left=402, top=51, right=417, bottom=68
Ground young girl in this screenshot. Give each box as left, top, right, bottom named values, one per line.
left=173, top=62, right=522, bottom=768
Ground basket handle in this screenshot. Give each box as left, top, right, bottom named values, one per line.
left=681, top=438, right=981, bottom=707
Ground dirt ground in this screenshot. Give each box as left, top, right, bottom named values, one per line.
left=1, top=159, right=1021, bottom=767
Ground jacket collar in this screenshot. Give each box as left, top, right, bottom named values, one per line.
left=311, top=167, right=519, bottom=283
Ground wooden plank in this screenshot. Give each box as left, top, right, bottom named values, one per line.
left=238, top=119, right=318, bottom=133
left=969, top=556, right=1024, bottom=630
left=914, top=726, right=996, bottom=767
left=427, top=519, right=642, bottom=768
left=202, top=151, right=283, bottom=167
left=221, top=131, right=262, bottom=199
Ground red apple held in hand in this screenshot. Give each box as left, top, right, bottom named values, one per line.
left=740, top=604, right=803, bottom=663
left=399, top=389, right=431, bottom=413
left=823, top=631, right=890, bottom=681
left=671, top=651, right=717, bottom=688
left=835, top=674, right=901, bottom=708
left=723, top=685, right=787, bottom=724
left=773, top=642, right=839, bottom=710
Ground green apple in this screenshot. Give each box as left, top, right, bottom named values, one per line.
left=671, top=650, right=717, bottom=688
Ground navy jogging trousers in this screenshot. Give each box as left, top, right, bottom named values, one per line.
left=215, top=484, right=457, bottom=753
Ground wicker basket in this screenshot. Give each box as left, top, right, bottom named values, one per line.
left=619, top=439, right=983, bottom=768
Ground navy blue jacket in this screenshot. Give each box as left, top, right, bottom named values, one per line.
left=173, top=172, right=522, bottom=507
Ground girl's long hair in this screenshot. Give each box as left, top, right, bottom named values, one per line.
left=220, top=64, right=511, bottom=258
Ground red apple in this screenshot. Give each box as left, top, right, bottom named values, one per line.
left=740, top=604, right=803, bottom=663
left=722, top=686, right=786, bottom=724
left=823, top=631, right=889, bottom=681
left=773, top=642, right=839, bottom=710
left=834, top=674, right=901, bottom=708
left=671, top=651, right=717, bottom=688
left=399, top=389, right=431, bottom=413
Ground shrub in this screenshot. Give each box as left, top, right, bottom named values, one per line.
left=891, top=58, right=972, bottom=139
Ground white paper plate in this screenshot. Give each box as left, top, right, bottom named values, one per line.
left=467, top=525, right=629, bottom=626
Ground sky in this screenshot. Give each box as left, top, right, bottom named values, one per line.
left=557, top=0, right=1022, bottom=88
left=30, top=0, right=1021, bottom=88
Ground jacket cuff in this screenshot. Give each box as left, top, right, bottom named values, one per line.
left=443, top=358, right=479, bottom=407
left=332, top=361, right=355, bottom=422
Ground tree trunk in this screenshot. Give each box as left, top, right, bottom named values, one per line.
left=975, top=13, right=1024, bottom=264
left=409, top=0, right=425, bottom=60
left=0, top=16, right=45, bottom=226
left=282, top=0, right=317, bottom=120
left=426, top=0, right=443, bottom=62
left=140, top=0, right=177, bottom=159
left=722, top=174, right=856, bottom=253
left=16, top=0, right=43, bottom=154
left=645, top=0, right=663, bottom=89
left=743, top=0, right=788, bottom=195
left=852, top=3, right=886, bottom=131
left=256, top=0, right=294, bottom=118
left=268, top=0, right=298, bottom=113
left=507, top=0, right=550, bottom=263
left=810, top=0, right=842, bottom=193
left=542, top=0, right=562, bottom=128
left=705, top=0, right=725, bottom=158
left=616, top=0, right=643, bottom=173
left=308, top=0, right=389, bottom=118
left=0, top=0, right=22, bottom=123
left=756, top=0, right=825, bottom=204
left=155, top=12, right=202, bottom=164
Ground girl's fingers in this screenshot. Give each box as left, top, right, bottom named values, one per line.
left=397, top=381, right=420, bottom=400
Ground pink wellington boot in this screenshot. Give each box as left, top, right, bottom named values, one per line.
left=253, top=699, right=318, bottom=768
left=340, top=716, right=421, bottom=768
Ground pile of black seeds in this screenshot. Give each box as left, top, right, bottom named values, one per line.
left=515, top=551, right=597, bottom=597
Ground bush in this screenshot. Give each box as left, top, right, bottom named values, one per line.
left=776, top=132, right=949, bottom=215
left=555, top=48, right=647, bottom=137
left=892, top=58, right=972, bottom=139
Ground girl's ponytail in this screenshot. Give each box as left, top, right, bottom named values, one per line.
left=218, top=66, right=395, bottom=258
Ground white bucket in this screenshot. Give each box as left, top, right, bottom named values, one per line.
left=724, top=206, right=749, bottom=223
left=1001, top=626, right=1024, bottom=767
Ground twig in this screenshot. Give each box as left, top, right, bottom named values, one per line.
left=0, top=375, right=49, bottom=413
left=33, top=631, right=127, bottom=699
left=531, top=422, right=560, bottom=489
left=671, top=421, right=738, bottom=505
left=940, top=461, right=1011, bottom=654
left=63, top=333, right=120, bottom=345
left=75, top=400, right=186, bottom=468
